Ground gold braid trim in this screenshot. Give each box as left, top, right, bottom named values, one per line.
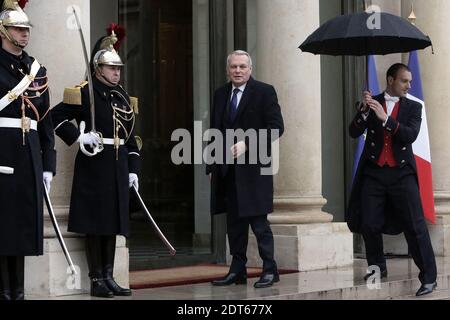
left=63, top=82, right=87, bottom=105
left=130, top=96, right=139, bottom=114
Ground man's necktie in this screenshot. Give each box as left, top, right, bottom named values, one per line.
left=229, top=88, right=240, bottom=122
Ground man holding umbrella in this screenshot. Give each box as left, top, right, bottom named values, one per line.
left=300, top=7, right=437, bottom=297
left=348, top=63, right=437, bottom=296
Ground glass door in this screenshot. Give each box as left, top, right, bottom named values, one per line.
left=118, top=0, right=215, bottom=270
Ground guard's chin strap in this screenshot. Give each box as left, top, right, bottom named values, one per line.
left=0, top=25, right=25, bottom=49
left=100, top=74, right=118, bottom=87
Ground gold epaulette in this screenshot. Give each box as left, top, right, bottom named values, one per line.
left=79, top=81, right=88, bottom=88
left=62, top=81, right=88, bottom=105
left=130, top=96, right=139, bottom=114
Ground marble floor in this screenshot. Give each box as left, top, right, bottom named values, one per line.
left=33, top=257, right=450, bottom=300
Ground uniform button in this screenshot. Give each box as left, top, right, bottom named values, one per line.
left=401, top=160, right=406, bottom=164
left=402, top=147, right=406, bottom=151
left=371, top=130, right=375, bottom=134
left=371, top=156, right=375, bottom=159
left=371, top=143, right=375, bottom=147
left=11, top=64, right=14, bottom=69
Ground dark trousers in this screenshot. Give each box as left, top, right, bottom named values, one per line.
left=0, top=256, right=24, bottom=298
left=85, top=235, right=117, bottom=280
left=360, top=164, right=437, bottom=284
left=225, top=167, right=277, bottom=275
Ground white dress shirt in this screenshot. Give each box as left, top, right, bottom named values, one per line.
left=383, top=92, right=400, bottom=126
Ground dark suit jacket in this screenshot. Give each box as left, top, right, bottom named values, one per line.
left=208, top=77, right=284, bottom=217
left=346, top=93, right=422, bottom=235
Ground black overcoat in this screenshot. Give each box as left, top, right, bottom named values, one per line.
left=0, top=48, right=56, bottom=255
left=208, top=77, right=284, bottom=217
left=52, top=77, right=141, bottom=236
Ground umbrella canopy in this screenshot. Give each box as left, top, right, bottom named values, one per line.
left=299, top=11, right=432, bottom=56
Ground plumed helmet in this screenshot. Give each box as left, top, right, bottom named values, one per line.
left=0, top=0, right=32, bottom=29
left=91, top=23, right=126, bottom=71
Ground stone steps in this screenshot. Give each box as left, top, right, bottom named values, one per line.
left=255, top=274, right=450, bottom=300
left=390, top=289, right=450, bottom=300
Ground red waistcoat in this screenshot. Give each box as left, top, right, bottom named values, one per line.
left=377, top=101, right=400, bottom=167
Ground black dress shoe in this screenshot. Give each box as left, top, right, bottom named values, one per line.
left=363, top=269, right=388, bottom=281
left=0, top=291, right=11, bottom=301
left=13, top=291, right=25, bottom=301
left=416, top=282, right=437, bottom=297
left=104, top=277, right=132, bottom=296
left=254, top=273, right=280, bottom=289
left=90, top=278, right=114, bottom=298
left=211, top=273, right=247, bottom=286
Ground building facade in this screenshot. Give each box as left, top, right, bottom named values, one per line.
left=20, top=0, right=450, bottom=296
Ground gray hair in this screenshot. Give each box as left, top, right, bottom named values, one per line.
left=226, top=50, right=253, bottom=69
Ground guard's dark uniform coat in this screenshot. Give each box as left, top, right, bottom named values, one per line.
left=0, top=47, right=56, bottom=255
left=52, top=77, right=141, bottom=237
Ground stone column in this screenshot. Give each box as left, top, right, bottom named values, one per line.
left=24, top=0, right=128, bottom=297
left=399, top=0, right=450, bottom=256
left=240, top=0, right=353, bottom=271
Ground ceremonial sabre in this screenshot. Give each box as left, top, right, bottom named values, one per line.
left=132, top=185, right=176, bottom=256
left=43, top=184, right=77, bottom=275
left=72, top=7, right=103, bottom=156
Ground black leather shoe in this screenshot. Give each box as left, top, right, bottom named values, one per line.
left=211, top=273, right=247, bottom=286
left=416, top=282, right=437, bottom=297
left=0, top=291, right=11, bottom=300
left=12, top=291, right=24, bottom=301
left=104, top=277, right=132, bottom=296
left=91, top=278, right=114, bottom=298
left=254, top=273, right=280, bottom=289
left=363, top=269, right=387, bottom=281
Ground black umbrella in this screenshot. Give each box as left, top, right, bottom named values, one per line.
left=299, top=11, right=432, bottom=56
left=300, top=10, right=433, bottom=89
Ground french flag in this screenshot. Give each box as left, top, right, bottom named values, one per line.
left=352, top=56, right=380, bottom=180
left=407, top=51, right=436, bottom=224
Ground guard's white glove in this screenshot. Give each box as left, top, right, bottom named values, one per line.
left=78, top=132, right=101, bottom=149
left=43, top=171, right=53, bottom=192
left=231, top=141, right=247, bottom=159
left=129, top=173, right=139, bottom=190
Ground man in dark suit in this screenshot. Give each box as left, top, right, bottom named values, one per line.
left=347, top=63, right=437, bottom=296
left=208, top=50, right=284, bottom=288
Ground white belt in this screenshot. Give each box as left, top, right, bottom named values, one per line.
left=102, top=138, right=125, bottom=146
left=0, top=117, right=37, bottom=131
